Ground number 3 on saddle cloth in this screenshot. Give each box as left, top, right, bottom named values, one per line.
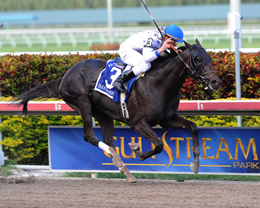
left=94, top=58, right=136, bottom=103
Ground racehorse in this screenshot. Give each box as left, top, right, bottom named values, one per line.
left=13, top=39, right=221, bottom=183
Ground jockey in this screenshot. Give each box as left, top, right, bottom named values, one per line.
left=112, top=24, right=184, bottom=93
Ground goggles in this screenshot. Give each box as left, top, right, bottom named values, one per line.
left=167, top=36, right=178, bottom=46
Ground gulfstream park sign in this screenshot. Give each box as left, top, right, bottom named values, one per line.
left=48, top=127, right=260, bottom=174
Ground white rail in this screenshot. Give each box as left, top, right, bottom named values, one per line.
left=0, top=26, right=259, bottom=49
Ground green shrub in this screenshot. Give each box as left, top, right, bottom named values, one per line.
left=0, top=115, right=49, bottom=164
left=0, top=115, right=83, bottom=164
left=185, top=115, right=260, bottom=127
left=0, top=53, right=117, bottom=97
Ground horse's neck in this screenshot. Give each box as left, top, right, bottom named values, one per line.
left=167, top=49, right=189, bottom=74
left=156, top=50, right=190, bottom=89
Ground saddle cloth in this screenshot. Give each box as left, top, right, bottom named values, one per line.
left=94, top=59, right=136, bottom=103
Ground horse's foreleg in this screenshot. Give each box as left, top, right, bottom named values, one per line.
left=77, top=100, right=135, bottom=182
left=189, top=122, right=200, bottom=174
left=160, top=114, right=200, bottom=174
left=97, top=142, right=136, bottom=183
left=95, top=112, right=137, bottom=183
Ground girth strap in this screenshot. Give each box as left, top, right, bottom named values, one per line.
left=120, top=93, right=129, bottom=119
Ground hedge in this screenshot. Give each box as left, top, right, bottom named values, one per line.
left=0, top=51, right=259, bottom=164
left=0, top=51, right=259, bottom=98
left=0, top=53, right=116, bottom=96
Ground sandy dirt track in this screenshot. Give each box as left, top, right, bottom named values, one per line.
left=0, top=176, right=260, bottom=208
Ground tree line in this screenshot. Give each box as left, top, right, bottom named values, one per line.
left=0, top=0, right=258, bottom=11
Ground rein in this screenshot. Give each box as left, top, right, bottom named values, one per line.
left=170, top=44, right=205, bottom=83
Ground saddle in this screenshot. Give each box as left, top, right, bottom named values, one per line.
left=94, top=58, right=135, bottom=120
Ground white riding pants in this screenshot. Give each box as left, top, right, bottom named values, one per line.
left=119, top=46, right=151, bottom=76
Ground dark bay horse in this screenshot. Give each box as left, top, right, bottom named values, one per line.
left=13, top=40, right=221, bottom=182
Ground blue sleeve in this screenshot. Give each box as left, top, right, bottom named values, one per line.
left=155, top=50, right=160, bottom=57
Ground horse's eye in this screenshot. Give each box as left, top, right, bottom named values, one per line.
left=195, top=56, right=202, bottom=64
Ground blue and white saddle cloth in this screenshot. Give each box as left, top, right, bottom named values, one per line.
left=94, top=60, right=136, bottom=103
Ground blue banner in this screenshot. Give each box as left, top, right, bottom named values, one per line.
left=48, top=127, right=260, bottom=174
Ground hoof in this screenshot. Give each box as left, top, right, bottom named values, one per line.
left=108, top=147, right=123, bottom=168
left=128, top=142, right=140, bottom=151
left=190, top=161, right=199, bottom=174
left=128, top=142, right=144, bottom=161
left=120, top=165, right=137, bottom=183
left=127, top=175, right=138, bottom=183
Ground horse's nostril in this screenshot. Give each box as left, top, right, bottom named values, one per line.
left=210, top=79, right=221, bottom=88
left=211, top=79, right=217, bottom=84
left=211, top=80, right=217, bottom=85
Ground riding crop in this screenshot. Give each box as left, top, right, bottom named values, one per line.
left=140, top=0, right=205, bottom=83
left=140, top=0, right=180, bottom=53
left=140, top=0, right=165, bottom=42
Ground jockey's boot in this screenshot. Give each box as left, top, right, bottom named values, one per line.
left=112, top=69, right=135, bottom=93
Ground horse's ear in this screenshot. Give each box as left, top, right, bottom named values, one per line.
left=184, top=40, right=192, bottom=50
left=195, top=39, right=202, bottom=47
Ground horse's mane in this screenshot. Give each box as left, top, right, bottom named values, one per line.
left=151, top=46, right=187, bottom=68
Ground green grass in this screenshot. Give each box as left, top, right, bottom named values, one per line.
left=0, top=43, right=91, bottom=53
left=0, top=166, right=13, bottom=177
left=63, top=172, right=260, bottom=182
left=0, top=160, right=17, bottom=177
left=1, top=160, right=259, bottom=181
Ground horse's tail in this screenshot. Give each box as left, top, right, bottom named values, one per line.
left=12, top=78, right=62, bottom=115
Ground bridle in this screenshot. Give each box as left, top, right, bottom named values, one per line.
left=170, top=44, right=215, bottom=84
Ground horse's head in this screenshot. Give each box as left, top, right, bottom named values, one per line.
left=184, top=39, right=221, bottom=91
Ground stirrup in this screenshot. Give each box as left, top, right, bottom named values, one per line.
left=114, top=84, right=128, bottom=93
left=113, top=79, right=128, bottom=93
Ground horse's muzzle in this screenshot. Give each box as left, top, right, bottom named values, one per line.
left=208, top=78, right=221, bottom=91
left=201, top=63, right=221, bottom=91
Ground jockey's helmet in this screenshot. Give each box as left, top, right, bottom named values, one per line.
left=162, top=25, right=184, bottom=43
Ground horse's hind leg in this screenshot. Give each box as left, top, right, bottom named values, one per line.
left=161, top=114, right=200, bottom=174
left=129, top=120, right=163, bottom=161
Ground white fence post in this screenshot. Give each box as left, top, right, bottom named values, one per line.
left=0, top=84, right=5, bottom=166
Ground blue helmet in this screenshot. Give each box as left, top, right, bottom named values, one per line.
left=162, top=25, right=184, bottom=43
